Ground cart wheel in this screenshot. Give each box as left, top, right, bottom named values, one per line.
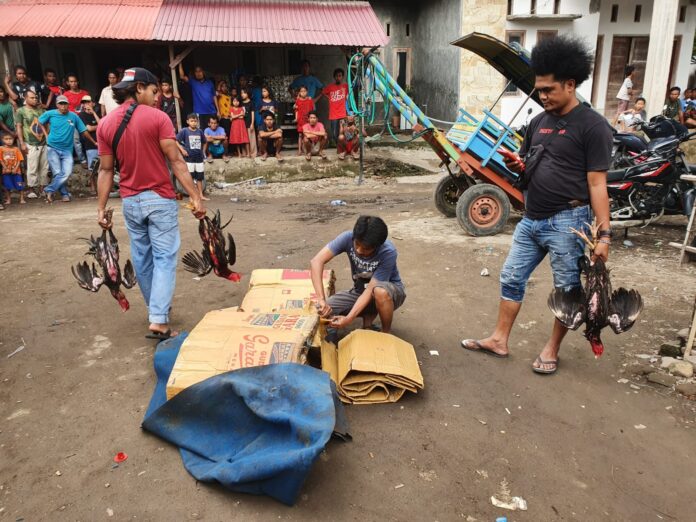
left=434, top=175, right=468, bottom=217
left=455, top=184, right=510, bottom=236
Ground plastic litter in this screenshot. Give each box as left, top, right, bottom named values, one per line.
left=429, top=350, right=439, bottom=356
left=623, top=240, right=634, bottom=247
left=7, top=345, right=25, bottom=358
left=490, top=495, right=527, bottom=511
left=330, top=200, right=347, bottom=206
left=113, top=452, right=128, bottom=463
left=480, top=268, right=490, bottom=277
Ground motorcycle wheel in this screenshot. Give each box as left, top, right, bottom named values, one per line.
left=455, top=183, right=511, bottom=237
left=434, top=174, right=469, bottom=217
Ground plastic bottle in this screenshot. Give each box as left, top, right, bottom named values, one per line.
left=330, top=200, right=347, bottom=206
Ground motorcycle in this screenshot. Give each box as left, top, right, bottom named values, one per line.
left=611, top=115, right=689, bottom=169
left=607, top=130, right=696, bottom=222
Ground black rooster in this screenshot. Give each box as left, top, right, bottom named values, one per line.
left=547, top=220, right=643, bottom=358
left=182, top=209, right=241, bottom=282
left=71, top=209, right=137, bottom=311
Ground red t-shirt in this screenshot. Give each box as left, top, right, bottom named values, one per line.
left=97, top=101, right=177, bottom=199
left=322, top=83, right=348, bottom=120
left=64, top=89, right=89, bottom=112
left=295, top=97, right=314, bottom=131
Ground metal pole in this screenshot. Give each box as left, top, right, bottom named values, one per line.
left=505, top=88, right=536, bottom=129
left=168, top=45, right=182, bottom=132
left=358, top=57, right=365, bottom=185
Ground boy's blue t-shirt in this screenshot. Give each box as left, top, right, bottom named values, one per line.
left=205, top=126, right=226, bottom=155
left=177, top=127, right=205, bottom=163
left=327, top=230, right=403, bottom=292
left=190, top=78, right=216, bottom=115
left=38, top=110, right=87, bottom=151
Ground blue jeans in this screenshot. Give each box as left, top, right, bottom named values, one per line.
left=45, top=146, right=73, bottom=197
left=330, top=119, right=342, bottom=143
left=500, top=205, right=591, bottom=302
left=122, top=191, right=180, bottom=324
left=85, top=149, right=98, bottom=170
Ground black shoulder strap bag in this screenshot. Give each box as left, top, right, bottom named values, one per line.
left=513, top=104, right=583, bottom=190
left=111, top=102, right=139, bottom=170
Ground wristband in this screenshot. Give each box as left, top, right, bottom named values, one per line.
left=598, top=229, right=612, bottom=238
left=598, top=239, right=611, bottom=245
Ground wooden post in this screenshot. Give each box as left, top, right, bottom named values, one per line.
left=1, top=40, right=10, bottom=76
left=168, top=44, right=182, bottom=132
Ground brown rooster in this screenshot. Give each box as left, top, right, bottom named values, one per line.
left=547, top=219, right=643, bottom=358
left=71, top=209, right=137, bottom=311
left=182, top=209, right=241, bottom=282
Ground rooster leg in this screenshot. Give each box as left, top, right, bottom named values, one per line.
left=569, top=227, right=596, bottom=251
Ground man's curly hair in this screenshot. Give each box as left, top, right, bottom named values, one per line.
left=531, top=35, right=593, bottom=86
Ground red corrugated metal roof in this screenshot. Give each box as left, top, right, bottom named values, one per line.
left=0, top=0, right=389, bottom=46
left=0, top=0, right=163, bottom=40
left=151, top=0, right=388, bottom=46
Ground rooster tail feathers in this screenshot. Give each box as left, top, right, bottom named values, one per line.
left=608, top=287, right=643, bottom=334
left=122, top=259, right=138, bottom=288
left=547, top=287, right=585, bottom=330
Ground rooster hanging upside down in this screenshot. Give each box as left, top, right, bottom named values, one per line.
left=181, top=209, right=241, bottom=282
left=547, top=219, right=643, bottom=358
left=71, top=209, right=137, bottom=311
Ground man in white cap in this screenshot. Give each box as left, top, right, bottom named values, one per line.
left=38, top=94, right=97, bottom=202
left=96, top=67, right=206, bottom=341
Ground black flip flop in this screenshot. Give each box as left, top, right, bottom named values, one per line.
left=145, top=329, right=174, bottom=341
left=460, top=339, right=509, bottom=358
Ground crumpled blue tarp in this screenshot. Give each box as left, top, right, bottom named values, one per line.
left=142, top=333, right=350, bottom=505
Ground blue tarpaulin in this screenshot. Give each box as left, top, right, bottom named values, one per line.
left=142, top=334, right=349, bottom=505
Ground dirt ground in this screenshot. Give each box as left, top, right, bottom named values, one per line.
left=2, top=159, right=696, bottom=521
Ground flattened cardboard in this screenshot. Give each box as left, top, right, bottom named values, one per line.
left=166, top=307, right=318, bottom=399
left=324, top=329, right=424, bottom=404
left=241, top=269, right=335, bottom=313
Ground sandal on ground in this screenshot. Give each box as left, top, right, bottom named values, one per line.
left=460, top=339, right=509, bottom=358
left=145, top=329, right=178, bottom=341
left=305, top=153, right=312, bottom=161
left=532, top=356, right=559, bottom=375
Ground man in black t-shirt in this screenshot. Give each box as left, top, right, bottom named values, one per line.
left=77, top=95, right=100, bottom=172
left=4, top=65, right=42, bottom=108
left=257, top=112, right=283, bottom=161
left=461, top=36, right=613, bottom=375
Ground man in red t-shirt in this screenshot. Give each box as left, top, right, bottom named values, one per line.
left=302, top=111, right=328, bottom=160
left=320, top=68, right=348, bottom=145
left=96, top=67, right=205, bottom=341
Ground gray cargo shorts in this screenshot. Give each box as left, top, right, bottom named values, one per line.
left=327, top=281, right=406, bottom=317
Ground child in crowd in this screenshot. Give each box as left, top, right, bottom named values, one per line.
left=216, top=80, right=232, bottom=138
left=294, top=85, right=314, bottom=155
left=158, top=79, right=183, bottom=130
left=255, top=86, right=278, bottom=129
left=302, top=111, right=328, bottom=161
left=176, top=113, right=209, bottom=201
left=338, top=115, right=361, bottom=160
left=0, top=132, right=26, bottom=205
left=229, top=96, right=250, bottom=157
left=204, top=115, right=228, bottom=161
left=320, top=68, right=348, bottom=145
left=240, top=88, right=256, bottom=157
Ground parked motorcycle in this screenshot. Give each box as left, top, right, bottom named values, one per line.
left=607, top=130, right=696, bottom=222
left=611, top=115, right=689, bottom=169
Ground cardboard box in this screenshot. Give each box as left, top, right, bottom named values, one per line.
left=241, top=269, right=335, bottom=313
left=166, top=307, right=319, bottom=399
left=322, top=329, right=424, bottom=404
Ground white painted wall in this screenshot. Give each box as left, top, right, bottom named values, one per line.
left=594, top=0, right=695, bottom=116
left=499, top=0, right=696, bottom=125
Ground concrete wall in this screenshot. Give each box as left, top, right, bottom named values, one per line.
left=371, top=0, right=461, bottom=121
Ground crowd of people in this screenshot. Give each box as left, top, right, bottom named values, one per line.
left=613, top=64, right=696, bottom=132
left=0, top=60, right=360, bottom=209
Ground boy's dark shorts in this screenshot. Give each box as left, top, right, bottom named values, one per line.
left=327, top=281, right=406, bottom=317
